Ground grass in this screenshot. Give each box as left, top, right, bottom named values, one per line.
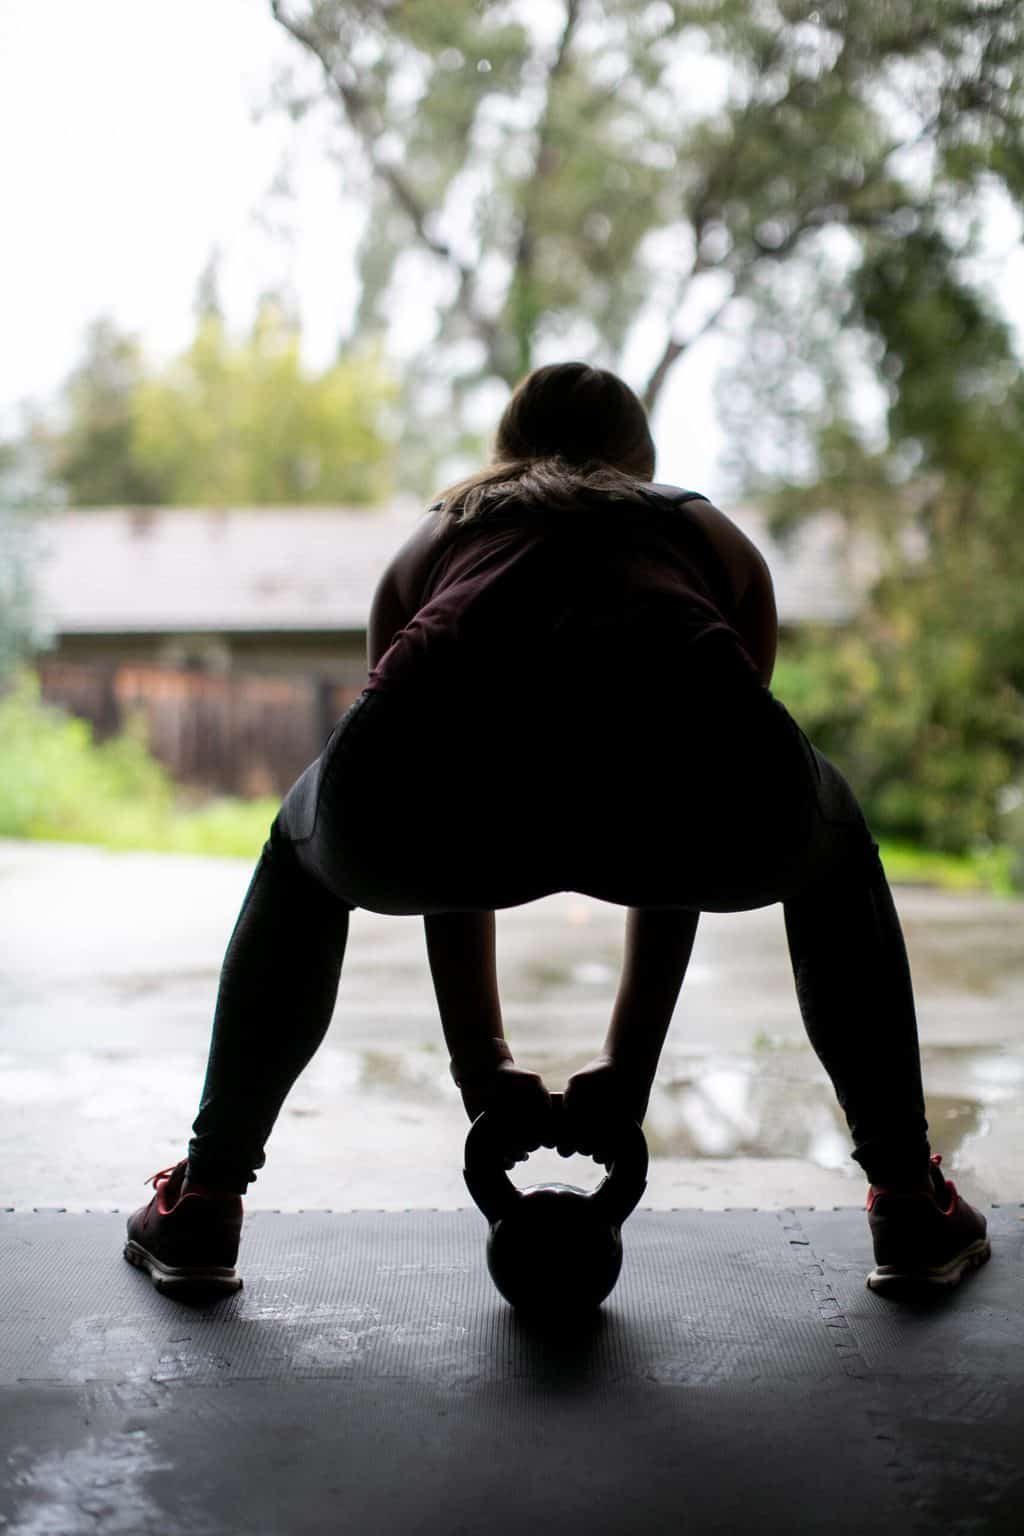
left=875, top=839, right=1019, bottom=898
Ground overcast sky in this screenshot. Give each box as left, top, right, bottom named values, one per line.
left=2, top=1, right=1021, bottom=502
left=1, top=6, right=343, bottom=405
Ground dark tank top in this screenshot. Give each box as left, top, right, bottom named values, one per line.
left=364, top=483, right=760, bottom=706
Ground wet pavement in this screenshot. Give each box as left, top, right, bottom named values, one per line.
left=1, top=838, right=1022, bottom=1211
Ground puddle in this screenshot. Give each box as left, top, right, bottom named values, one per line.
left=640, top=1060, right=991, bottom=1169
left=294, top=1040, right=1020, bottom=1174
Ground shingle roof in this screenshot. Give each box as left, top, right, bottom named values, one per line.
left=30, top=500, right=882, bottom=638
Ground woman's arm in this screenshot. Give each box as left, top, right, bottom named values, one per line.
left=366, top=507, right=451, bottom=670
left=422, top=910, right=510, bottom=1080
left=425, top=904, right=700, bottom=1103
left=600, top=906, right=701, bottom=1098
left=426, top=911, right=558, bottom=1155
left=560, top=907, right=699, bottom=1154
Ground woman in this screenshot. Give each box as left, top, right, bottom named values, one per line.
left=124, top=362, right=990, bottom=1301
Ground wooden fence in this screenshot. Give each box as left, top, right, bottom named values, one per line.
left=36, top=660, right=365, bottom=797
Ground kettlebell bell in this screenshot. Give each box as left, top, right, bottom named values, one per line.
left=463, top=1090, right=648, bottom=1319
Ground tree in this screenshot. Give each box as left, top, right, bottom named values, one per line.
left=716, top=212, right=1024, bottom=864
left=49, top=318, right=164, bottom=507
left=30, top=297, right=400, bottom=508
left=269, top=0, right=1023, bottom=487
left=131, top=297, right=399, bottom=505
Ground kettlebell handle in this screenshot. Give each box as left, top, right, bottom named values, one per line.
left=463, top=1090, right=649, bottom=1228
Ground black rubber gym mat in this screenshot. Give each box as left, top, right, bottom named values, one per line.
left=2, top=1206, right=1021, bottom=1534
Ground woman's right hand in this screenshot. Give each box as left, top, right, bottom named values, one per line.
left=558, top=1053, right=650, bottom=1166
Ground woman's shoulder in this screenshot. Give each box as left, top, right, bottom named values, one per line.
left=376, top=503, right=455, bottom=614
left=641, top=483, right=766, bottom=610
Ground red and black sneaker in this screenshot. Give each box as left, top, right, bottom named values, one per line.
left=124, top=1160, right=243, bottom=1296
left=866, top=1153, right=991, bottom=1298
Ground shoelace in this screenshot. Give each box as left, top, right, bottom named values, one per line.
left=145, top=1161, right=239, bottom=1201
left=145, top=1164, right=182, bottom=1189
left=931, top=1153, right=958, bottom=1212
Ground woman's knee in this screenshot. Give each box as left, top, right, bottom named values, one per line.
left=265, top=809, right=292, bottom=859
left=274, top=755, right=326, bottom=846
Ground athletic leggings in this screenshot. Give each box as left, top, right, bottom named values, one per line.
left=187, top=655, right=931, bottom=1192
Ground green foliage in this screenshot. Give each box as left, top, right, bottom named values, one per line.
left=0, top=669, right=277, bottom=856
left=161, top=795, right=283, bottom=858
left=875, top=839, right=1018, bottom=898
left=131, top=300, right=400, bottom=506
left=0, top=669, right=175, bottom=845
left=772, top=618, right=1023, bottom=861
left=858, top=226, right=1023, bottom=479
left=33, top=300, right=400, bottom=508
left=724, top=213, right=1024, bottom=865
left=51, top=319, right=165, bottom=507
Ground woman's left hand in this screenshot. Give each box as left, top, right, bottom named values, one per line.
left=459, top=1061, right=555, bottom=1169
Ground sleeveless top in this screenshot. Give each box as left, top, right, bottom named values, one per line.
left=364, top=483, right=761, bottom=707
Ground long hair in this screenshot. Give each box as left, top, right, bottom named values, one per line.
left=429, top=362, right=657, bottom=537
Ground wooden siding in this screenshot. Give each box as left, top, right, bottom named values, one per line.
left=36, top=659, right=366, bottom=798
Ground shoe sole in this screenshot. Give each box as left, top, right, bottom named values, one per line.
left=865, top=1236, right=991, bottom=1298
left=124, top=1239, right=243, bottom=1296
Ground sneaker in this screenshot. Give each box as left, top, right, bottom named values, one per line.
left=865, top=1153, right=991, bottom=1297
left=124, top=1160, right=243, bottom=1296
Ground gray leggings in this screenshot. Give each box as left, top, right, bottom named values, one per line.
left=187, top=671, right=930, bottom=1192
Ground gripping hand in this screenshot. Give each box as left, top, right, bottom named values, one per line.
left=459, top=1061, right=556, bottom=1170
left=559, top=1054, right=649, bottom=1166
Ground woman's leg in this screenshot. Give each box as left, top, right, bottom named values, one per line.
left=775, top=740, right=931, bottom=1189
left=184, top=682, right=547, bottom=1192
left=184, top=693, right=385, bottom=1192
left=566, top=674, right=932, bottom=1190
left=186, top=818, right=355, bottom=1192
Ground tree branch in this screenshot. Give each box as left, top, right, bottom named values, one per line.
left=507, top=0, right=583, bottom=373
left=640, top=84, right=939, bottom=418
left=270, top=0, right=505, bottom=374
left=640, top=279, right=737, bottom=413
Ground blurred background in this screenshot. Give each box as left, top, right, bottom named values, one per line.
left=1, top=0, right=1022, bottom=1210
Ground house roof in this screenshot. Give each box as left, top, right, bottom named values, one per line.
left=30, top=500, right=883, bottom=639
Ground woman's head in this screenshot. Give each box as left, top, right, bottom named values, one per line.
left=432, top=362, right=657, bottom=531
left=495, top=362, right=655, bottom=476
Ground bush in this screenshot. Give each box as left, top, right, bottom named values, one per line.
left=772, top=630, right=1024, bottom=889
left=0, top=668, right=277, bottom=856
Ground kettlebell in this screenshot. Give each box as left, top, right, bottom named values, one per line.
left=463, top=1090, right=648, bottom=1319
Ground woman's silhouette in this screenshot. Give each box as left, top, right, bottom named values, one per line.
left=124, top=362, right=990, bottom=1300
